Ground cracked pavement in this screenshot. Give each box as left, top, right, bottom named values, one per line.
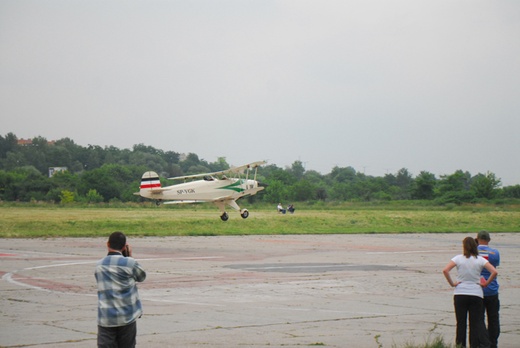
left=1, top=234, right=519, bottom=347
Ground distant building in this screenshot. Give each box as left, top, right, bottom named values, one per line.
left=17, top=138, right=33, bottom=146
left=18, top=138, right=56, bottom=146
left=49, top=167, right=68, bottom=177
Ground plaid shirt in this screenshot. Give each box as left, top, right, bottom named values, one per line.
left=95, top=252, right=146, bottom=327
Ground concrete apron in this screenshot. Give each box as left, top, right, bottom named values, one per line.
left=1, top=233, right=519, bottom=348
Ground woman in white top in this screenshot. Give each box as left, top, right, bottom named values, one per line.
left=443, top=236, right=498, bottom=348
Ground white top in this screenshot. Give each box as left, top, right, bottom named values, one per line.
left=451, top=254, right=488, bottom=298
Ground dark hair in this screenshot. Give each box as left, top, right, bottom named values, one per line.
left=108, top=231, right=126, bottom=251
left=463, top=236, right=478, bottom=258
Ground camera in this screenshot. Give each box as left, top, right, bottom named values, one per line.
left=122, top=245, right=130, bottom=257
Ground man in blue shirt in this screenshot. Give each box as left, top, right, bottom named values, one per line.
left=95, top=231, right=146, bottom=348
left=477, top=230, right=500, bottom=348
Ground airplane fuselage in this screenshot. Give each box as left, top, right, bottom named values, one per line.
left=140, top=177, right=260, bottom=202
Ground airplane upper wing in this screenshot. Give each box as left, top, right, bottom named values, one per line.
left=226, top=161, right=266, bottom=174
left=168, top=161, right=266, bottom=180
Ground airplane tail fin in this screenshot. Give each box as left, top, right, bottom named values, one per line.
left=140, top=171, right=161, bottom=192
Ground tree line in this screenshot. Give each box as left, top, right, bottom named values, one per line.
left=1, top=132, right=519, bottom=204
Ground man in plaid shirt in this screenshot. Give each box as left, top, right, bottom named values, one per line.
left=95, top=231, right=146, bottom=347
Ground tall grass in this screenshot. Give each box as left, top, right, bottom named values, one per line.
left=1, top=202, right=519, bottom=238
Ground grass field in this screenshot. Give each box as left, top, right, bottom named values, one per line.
left=1, top=202, right=519, bottom=238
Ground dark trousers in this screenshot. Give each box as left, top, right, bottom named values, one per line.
left=454, top=295, right=490, bottom=348
left=98, top=321, right=137, bottom=348
left=483, top=295, right=500, bottom=348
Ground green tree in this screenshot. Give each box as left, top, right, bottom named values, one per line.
left=394, top=168, right=413, bottom=199
left=0, top=170, right=18, bottom=200
left=208, top=157, right=229, bottom=172
left=412, top=171, right=437, bottom=200
left=163, top=150, right=180, bottom=165
left=502, top=185, right=520, bottom=198
left=328, top=182, right=351, bottom=201
left=304, top=170, right=327, bottom=200
left=13, top=166, right=51, bottom=201
left=2, top=151, right=26, bottom=171
left=352, top=177, right=383, bottom=201
left=20, top=137, right=48, bottom=173
left=263, top=165, right=295, bottom=185
left=0, top=132, right=18, bottom=160
left=132, top=143, right=164, bottom=156
left=129, top=151, right=167, bottom=174
left=329, top=166, right=356, bottom=183
left=471, top=172, right=501, bottom=199
left=166, top=163, right=183, bottom=177
left=263, top=180, right=289, bottom=204
left=59, top=190, right=76, bottom=203
left=180, top=153, right=202, bottom=173
left=85, top=189, right=104, bottom=203
left=435, top=170, right=474, bottom=204
left=289, top=160, right=305, bottom=180
left=79, top=164, right=137, bottom=202
left=50, top=170, right=79, bottom=192
left=84, top=145, right=105, bottom=171
left=290, top=179, right=316, bottom=201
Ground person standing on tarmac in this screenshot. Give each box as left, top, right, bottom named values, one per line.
left=476, top=230, right=501, bottom=348
left=443, top=236, right=498, bottom=348
left=95, top=231, right=146, bottom=348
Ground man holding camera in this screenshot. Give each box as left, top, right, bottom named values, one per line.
left=95, top=231, right=146, bottom=348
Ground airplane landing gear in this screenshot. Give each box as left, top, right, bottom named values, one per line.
left=220, top=212, right=229, bottom=221
left=240, top=209, right=249, bottom=219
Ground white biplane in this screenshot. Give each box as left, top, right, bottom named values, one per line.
left=137, top=161, right=266, bottom=221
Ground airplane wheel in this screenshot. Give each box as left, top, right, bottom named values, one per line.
left=241, top=210, right=249, bottom=219
left=220, top=212, right=229, bottom=221
left=155, top=200, right=161, bottom=206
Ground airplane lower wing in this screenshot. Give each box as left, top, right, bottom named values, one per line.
left=162, top=197, right=244, bottom=222
left=211, top=195, right=234, bottom=202
left=212, top=199, right=240, bottom=212
left=163, top=200, right=205, bottom=204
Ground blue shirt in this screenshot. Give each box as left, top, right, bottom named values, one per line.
left=478, top=245, right=500, bottom=296
left=95, top=252, right=146, bottom=327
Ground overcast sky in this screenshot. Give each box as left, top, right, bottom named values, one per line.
left=1, top=1, right=519, bottom=185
